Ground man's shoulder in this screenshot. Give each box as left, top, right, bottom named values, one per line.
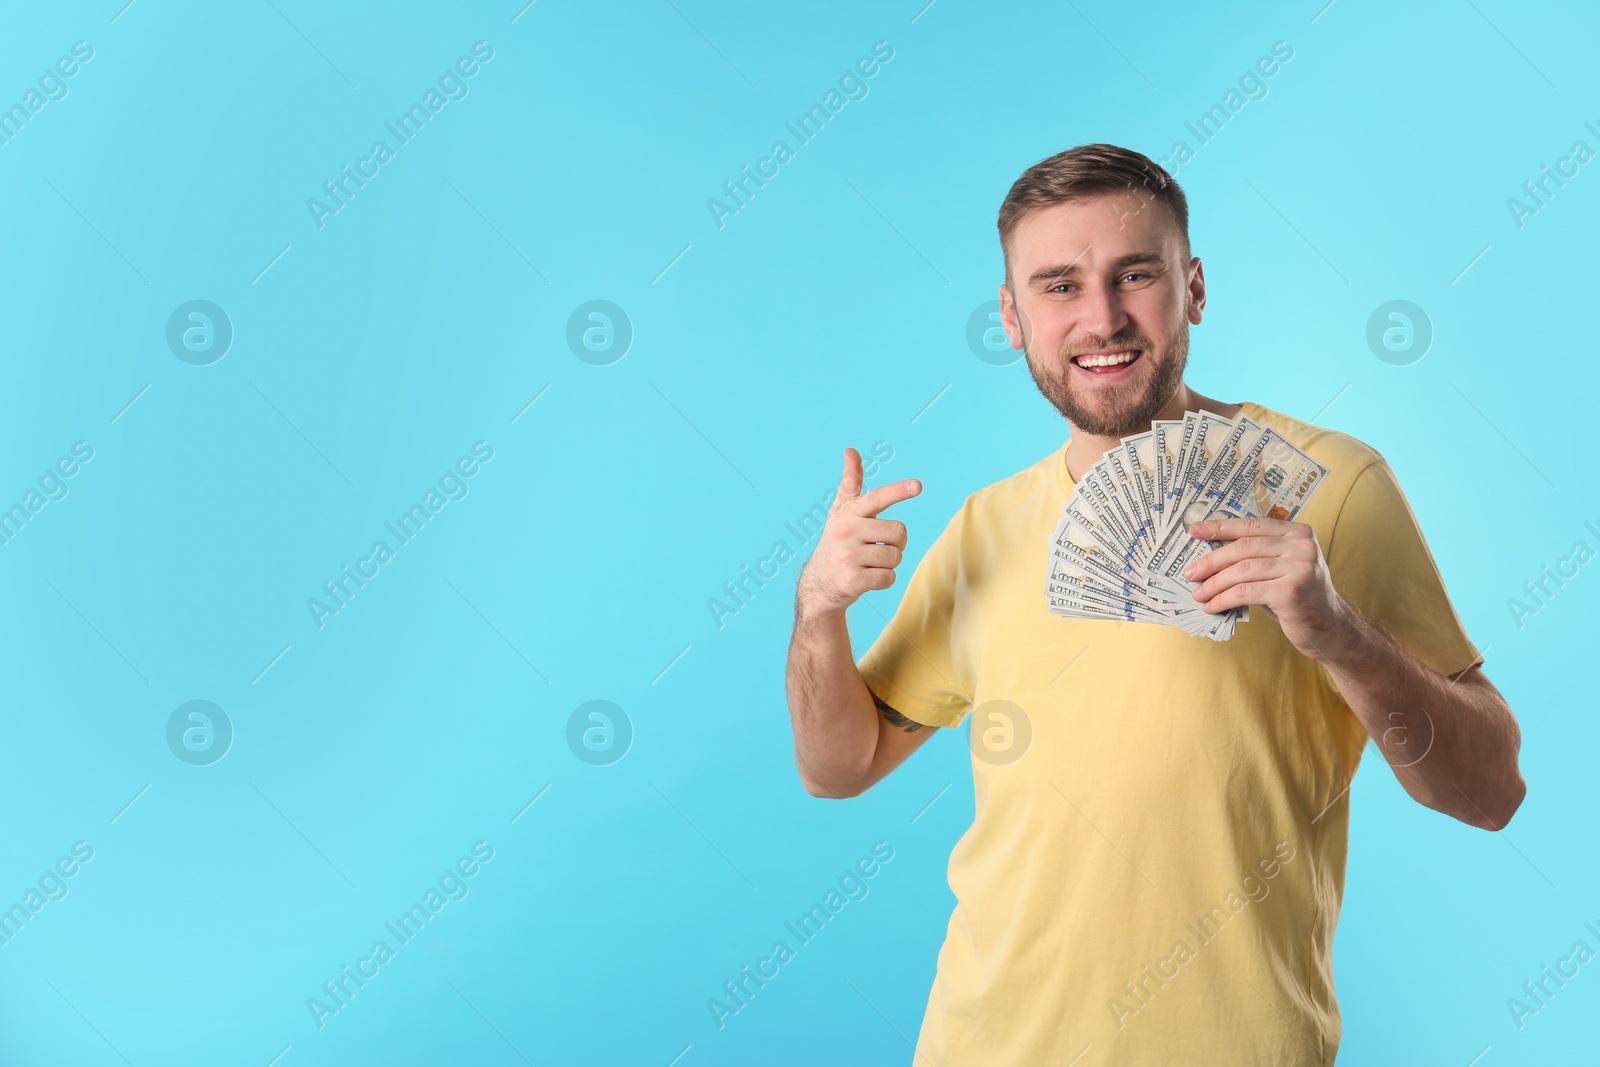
left=1241, top=401, right=1407, bottom=548
left=1242, top=400, right=1386, bottom=476
left=964, top=441, right=1066, bottom=512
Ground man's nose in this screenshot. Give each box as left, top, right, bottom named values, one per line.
left=1079, top=283, right=1129, bottom=342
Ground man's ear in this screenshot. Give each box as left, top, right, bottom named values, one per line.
left=999, top=283, right=1026, bottom=351
left=1186, top=257, right=1207, bottom=326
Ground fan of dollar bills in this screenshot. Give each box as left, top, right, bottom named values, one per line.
left=1046, top=410, right=1331, bottom=641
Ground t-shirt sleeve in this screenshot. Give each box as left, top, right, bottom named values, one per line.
left=854, top=501, right=976, bottom=729
left=1325, top=458, right=1483, bottom=679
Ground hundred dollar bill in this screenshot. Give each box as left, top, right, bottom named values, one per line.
left=1145, top=427, right=1329, bottom=640
left=1153, top=426, right=1329, bottom=586
left=1048, top=560, right=1212, bottom=627
left=1120, top=430, right=1160, bottom=563
left=1101, top=443, right=1158, bottom=567
left=1047, top=566, right=1179, bottom=624
left=1147, top=415, right=1263, bottom=576
left=1079, top=462, right=1144, bottom=564
left=1151, top=419, right=1183, bottom=531
left=1049, top=544, right=1180, bottom=616
left=1158, top=411, right=1236, bottom=542
left=1051, top=508, right=1154, bottom=596
left=1043, top=408, right=1333, bottom=641
left=1048, top=513, right=1180, bottom=615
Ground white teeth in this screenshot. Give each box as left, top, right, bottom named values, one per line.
left=1076, top=351, right=1138, bottom=368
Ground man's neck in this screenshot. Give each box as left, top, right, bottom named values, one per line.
left=1064, top=384, right=1242, bottom=483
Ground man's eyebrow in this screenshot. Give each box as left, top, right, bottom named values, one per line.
left=1028, top=252, right=1164, bottom=286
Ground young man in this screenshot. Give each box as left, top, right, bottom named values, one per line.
left=785, top=144, right=1525, bottom=1064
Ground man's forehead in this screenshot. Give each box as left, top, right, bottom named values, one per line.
left=1011, top=192, right=1178, bottom=271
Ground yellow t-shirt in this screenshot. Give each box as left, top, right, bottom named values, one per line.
left=856, top=401, right=1482, bottom=1066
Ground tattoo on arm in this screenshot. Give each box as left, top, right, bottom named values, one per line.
left=873, top=693, right=923, bottom=733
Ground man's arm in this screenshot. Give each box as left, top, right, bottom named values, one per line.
left=1186, top=515, right=1526, bottom=830
left=786, top=448, right=936, bottom=799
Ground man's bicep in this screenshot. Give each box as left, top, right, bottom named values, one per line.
left=874, top=690, right=928, bottom=734
left=862, top=690, right=942, bottom=791
left=1326, top=458, right=1483, bottom=678
left=853, top=502, right=977, bottom=726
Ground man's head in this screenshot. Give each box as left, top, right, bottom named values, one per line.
left=997, top=144, right=1205, bottom=437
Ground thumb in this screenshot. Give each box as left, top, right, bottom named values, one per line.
left=838, top=447, right=864, bottom=500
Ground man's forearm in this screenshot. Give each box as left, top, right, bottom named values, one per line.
left=786, top=607, right=879, bottom=796
left=1314, top=604, right=1525, bottom=829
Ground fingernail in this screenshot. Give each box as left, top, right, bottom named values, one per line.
left=1183, top=563, right=1196, bottom=579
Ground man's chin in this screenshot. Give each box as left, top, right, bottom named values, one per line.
left=1061, top=391, right=1162, bottom=438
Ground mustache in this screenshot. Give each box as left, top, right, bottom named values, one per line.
left=1063, top=336, right=1154, bottom=359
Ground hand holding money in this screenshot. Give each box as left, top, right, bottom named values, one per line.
left=796, top=448, right=922, bottom=621
left=1044, top=409, right=1331, bottom=641
left=1183, top=515, right=1350, bottom=661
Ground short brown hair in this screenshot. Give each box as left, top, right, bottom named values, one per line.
left=998, top=143, right=1189, bottom=285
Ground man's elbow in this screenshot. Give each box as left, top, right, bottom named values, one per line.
left=1435, top=771, right=1526, bottom=831
left=800, top=771, right=865, bottom=799
left=1476, top=771, right=1527, bottom=831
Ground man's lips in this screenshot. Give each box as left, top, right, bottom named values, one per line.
left=1070, top=348, right=1143, bottom=374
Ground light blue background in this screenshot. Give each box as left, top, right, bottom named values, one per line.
left=0, top=1, right=1593, bottom=1063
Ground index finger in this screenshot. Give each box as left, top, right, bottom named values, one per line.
left=1190, top=515, right=1297, bottom=541
left=855, top=478, right=922, bottom=517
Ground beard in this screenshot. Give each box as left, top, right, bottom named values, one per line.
left=1023, top=318, right=1189, bottom=437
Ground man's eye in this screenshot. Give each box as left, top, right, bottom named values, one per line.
left=1050, top=283, right=1075, bottom=293
left=1121, top=272, right=1150, bottom=283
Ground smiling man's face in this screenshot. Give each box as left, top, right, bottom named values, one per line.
left=999, top=190, right=1205, bottom=437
